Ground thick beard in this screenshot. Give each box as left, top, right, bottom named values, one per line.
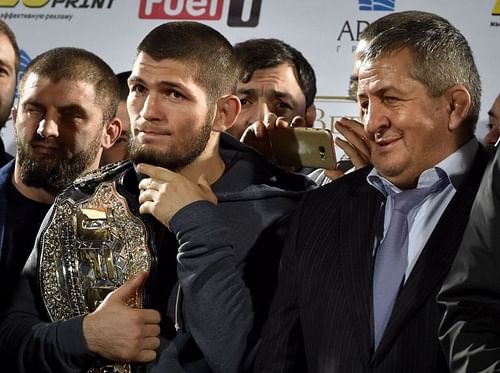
left=16, top=133, right=102, bottom=195
left=128, top=118, right=213, bottom=172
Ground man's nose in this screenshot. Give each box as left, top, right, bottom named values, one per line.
left=253, top=101, right=271, bottom=123
left=140, top=93, right=161, bottom=121
left=364, top=100, right=390, bottom=137
left=36, top=117, right=59, bottom=138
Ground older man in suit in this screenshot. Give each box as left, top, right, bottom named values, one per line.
left=253, top=11, right=489, bottom=373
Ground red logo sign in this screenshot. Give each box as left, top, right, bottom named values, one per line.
left=139, top=0, right=224, bottom=20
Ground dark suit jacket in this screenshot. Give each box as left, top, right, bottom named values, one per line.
left=254, top=147, right=489, bottom=373
left=438, top=148, right=500, bottom=372
left=0, top=160, right=15, bottom=261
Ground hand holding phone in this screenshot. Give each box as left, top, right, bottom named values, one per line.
left=269, top=127, right=337, bottom=169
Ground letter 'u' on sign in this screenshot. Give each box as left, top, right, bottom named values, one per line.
left=0, top=0, right=49, bottom=6
left=139, top=0, right=224, bottom=20
left=227, top=0, right=261, bottom=27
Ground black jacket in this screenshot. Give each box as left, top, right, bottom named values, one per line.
left=438, top=147, right=500, bottom=372
left=0, top=134, right=314, bottom=373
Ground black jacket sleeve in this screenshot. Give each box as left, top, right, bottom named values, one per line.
left=438, top=148, right=500, bottom=372
left=164, top=200, right=291, bottom=373
left=0, top=213, right=94, bottom=372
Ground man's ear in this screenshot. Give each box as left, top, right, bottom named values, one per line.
left=101, top=117, right=122, bottom=149
left=305, top=104, right=316, bottom=128
left=447, top=84, right=471, bottom=131
left=212, top=95, right=241, bottom=132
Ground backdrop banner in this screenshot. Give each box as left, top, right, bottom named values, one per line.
left=1, top=0, right=499, bottom=158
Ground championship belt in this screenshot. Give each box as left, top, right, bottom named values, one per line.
left=38, top=162, right=156, bottom=373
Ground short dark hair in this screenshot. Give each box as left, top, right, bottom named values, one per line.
left=233, top=38, right=317, bottom=108
left=137, top=21, right=237, bottom=104
left=0, top=19, right=20, bottom=74
left=116, top=70, right=131, bottom=102
left=361, top=11, right=481, bottom=130
left=19, top=47, right=119, bottom=124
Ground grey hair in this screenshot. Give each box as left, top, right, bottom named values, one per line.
left=361, top=11, right=481, bottom=130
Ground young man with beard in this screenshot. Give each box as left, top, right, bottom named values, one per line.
left=0, top=22, right=312, bottom=373
left=0, top=20, right=19, bottom=166
left=0, top=47, right=121, bottom=315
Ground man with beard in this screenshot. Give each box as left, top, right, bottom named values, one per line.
left=0, top=20, right=19, bottom=167
left=0, top=46, right=121, bottom=319
left=0, top=22, right=312, bottom=373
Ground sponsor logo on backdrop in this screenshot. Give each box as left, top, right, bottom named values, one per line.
left=491, top=0, right=500, bottom=26
left=0, top=0, right=114, bottom=22
left=138, top=0, right=262, bottom=27
left=493, top=0, right=500, bottom=15
left=335, top=0, right=395, bottom=53
left=358, top=0, right=395, bottom=11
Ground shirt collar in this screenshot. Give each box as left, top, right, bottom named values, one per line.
left=367, top=137, right=479, bottom=197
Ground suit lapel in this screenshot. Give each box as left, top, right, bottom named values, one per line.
left=340, top=180, right=384, bottom=360
left=374, top=148, right=490, bottom=360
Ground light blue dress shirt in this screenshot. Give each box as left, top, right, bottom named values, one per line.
left=367, top=137, right=479, bottom=280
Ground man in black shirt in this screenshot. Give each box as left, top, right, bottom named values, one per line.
left=0, top=47, right=121, bottom=315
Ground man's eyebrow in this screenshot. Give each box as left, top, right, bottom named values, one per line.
left=127, top=75, right=141, bottom=84
left=272, top=90, right=293, bottom=99
left=22, top=100, right=44, bottom=109
left=129, top=76, right=187, bottom=91
left=358, top=82, right=405, bottom=96
left=58, top=104, right=87, bottom=117
left=488, top=110, right=497, bottom=118
left=0, top=58, right=14, bottom=74
left=236, top=88, right=257, bottom=96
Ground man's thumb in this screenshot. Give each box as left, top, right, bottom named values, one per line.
left=108, top=271, right=148, bottom=303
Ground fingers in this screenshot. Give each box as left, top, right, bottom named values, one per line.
left=323, top=168, right=346, bottom=182
left=275, top=116, right=290, bottom=128
left=135, top=348, right=158, bottom=363
left=83, top=300, right=161, bottom=362
left=275, top=115, right=304, bottom=128
left=335, top=118, right=371, bottom=155
left=263, top=112, right=278, bottom=130
left=240, top=123, right=273, bottom=159
left=121, top=328, right=161, bottom=363
left=137, top=163, right=175, bottom=182
left=290, top=115, right=306, bottom=127
left=109, top=272, right=148, bottom=303
left=143, top=323, right=161, bottom=336
left=142, top=309, right=162, bottom=325
left=140, top=336, right=161, bottom=354
left=334, top=118, right=372, bottom=169
left=240, top=121, right=267, bottom=140
left=335, top=137, right=370, bottom=169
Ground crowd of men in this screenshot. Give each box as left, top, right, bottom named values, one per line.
left=0, top=10, right=499, bottom=373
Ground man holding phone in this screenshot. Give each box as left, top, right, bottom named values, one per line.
left=232, top=38, right=371, bottom=184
